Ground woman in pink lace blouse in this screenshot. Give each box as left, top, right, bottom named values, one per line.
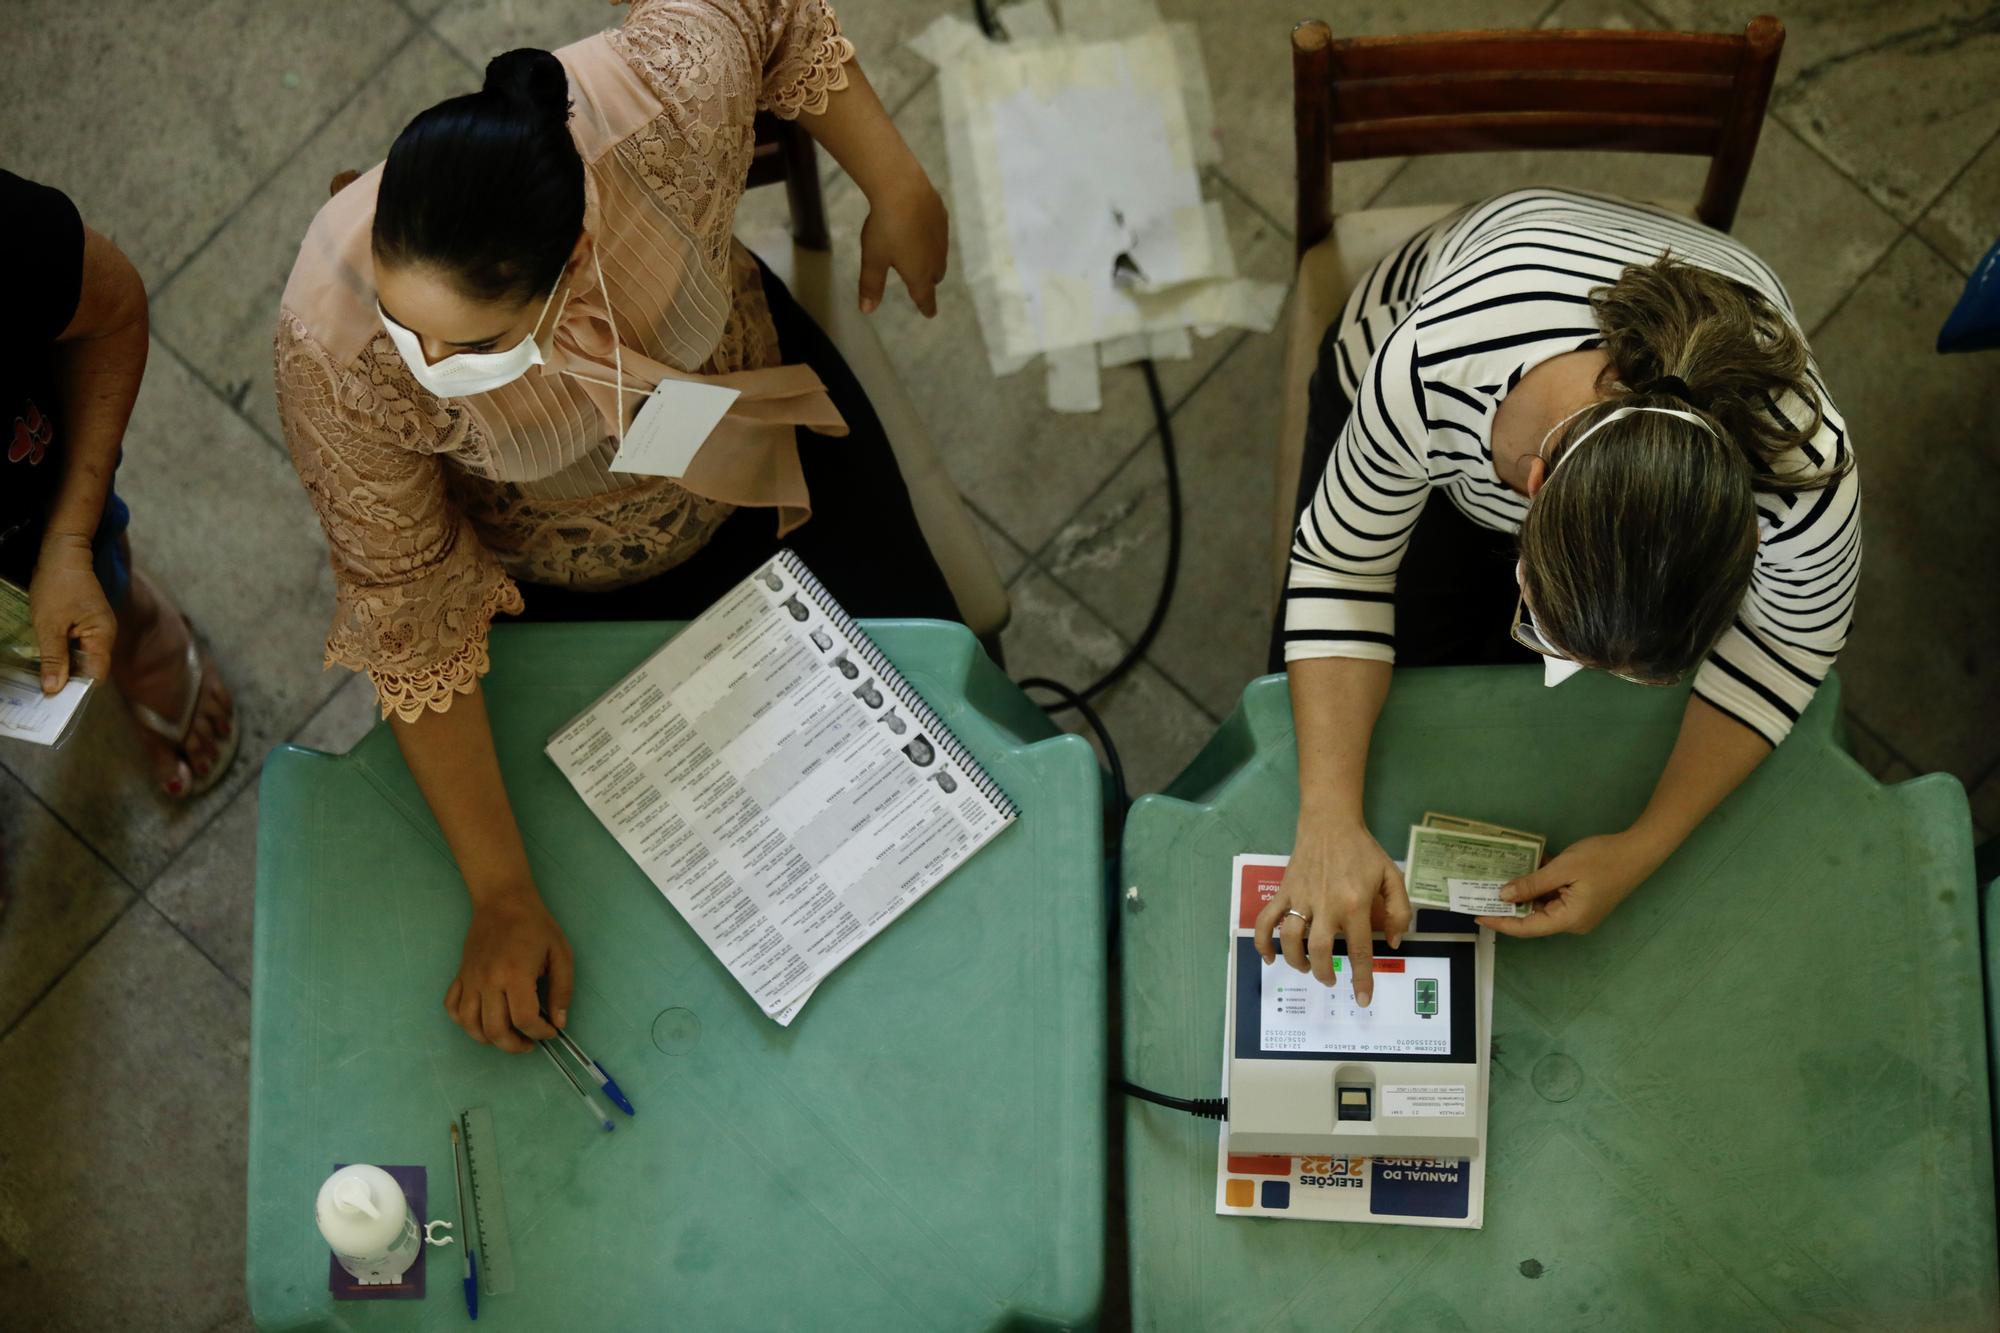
left=274, top=0, right=953, bottom=1052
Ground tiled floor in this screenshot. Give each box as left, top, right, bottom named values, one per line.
left=2, top=1, right=1996, bottom=1327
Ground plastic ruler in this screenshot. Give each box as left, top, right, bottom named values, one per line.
left=458, top=1106, right=517, bottom=1296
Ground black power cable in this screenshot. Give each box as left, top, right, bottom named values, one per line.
left=1118, top=1082, right=1227, bottom=1120
left=1040, top=358, right=1182, bottom=715
left=968, top=1, right=1211, bottom=1120
left=1016, top=674, right=1128, bottom=955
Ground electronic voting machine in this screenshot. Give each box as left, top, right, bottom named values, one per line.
left=1224, top=858, right=1494, bottom=1160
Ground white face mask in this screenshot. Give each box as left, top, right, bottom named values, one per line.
left=378, top=266, right=567, bottom=398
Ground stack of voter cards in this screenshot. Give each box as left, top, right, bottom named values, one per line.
left=1405, top=813, right=1546, bottom=919
left=0, top=577, right=93, bottom=748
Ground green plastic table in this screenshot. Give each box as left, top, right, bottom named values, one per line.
left=1120, top=668, right=1997, bottom=1330
left=249, top=622, right=1104, bottom=1331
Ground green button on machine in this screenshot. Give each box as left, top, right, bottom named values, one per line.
left=248, top=622, right=1106, bottom=1330
left=1120, top=668, right=1998, bottom=1330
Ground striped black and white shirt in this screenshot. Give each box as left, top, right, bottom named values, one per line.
left=1283, top=189, right=1859, bottom=747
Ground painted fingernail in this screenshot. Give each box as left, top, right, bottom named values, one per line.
left=194, top=761, right=211, bottom=779
left=166, top=775, right=185, bottom=796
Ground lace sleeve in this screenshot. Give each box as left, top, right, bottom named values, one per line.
left=273, top=311, right=524, bottom=723
left=615, top=0, right=853, bottom=122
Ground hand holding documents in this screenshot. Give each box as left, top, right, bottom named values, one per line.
left=0, top=664, right=92, bottom=746
left=1407, top=814, right=1546, bottom=919
left=0, top=577, right=94, bottom=748
left=546, top=552, right=1017, bottom=1025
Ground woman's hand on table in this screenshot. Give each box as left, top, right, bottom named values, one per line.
left=1477, top=828, right=1669, bottom=938
left=858, top=171, right=948, bottom=318
left=445, top=883, right=574, bottom=1052
left=28, top=534, right=116, bottom=692
left=1254, top=819, right=1412, bottom=1006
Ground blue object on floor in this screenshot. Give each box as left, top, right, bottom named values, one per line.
left=1938, top=235, right=2000, bottom=352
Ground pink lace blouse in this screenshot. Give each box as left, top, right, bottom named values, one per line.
left=273, top=0, right=855, bottom=722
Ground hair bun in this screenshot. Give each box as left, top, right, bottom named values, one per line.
left=483, top=48, right=571, bottom=128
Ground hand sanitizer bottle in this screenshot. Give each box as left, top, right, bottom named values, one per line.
left=315, top=1164, right=421, bottom=1284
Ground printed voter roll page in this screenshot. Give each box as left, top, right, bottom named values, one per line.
left=546, top=563, right=1014, bottom=1026
left=1214, top=854, right=1489, bottom=1228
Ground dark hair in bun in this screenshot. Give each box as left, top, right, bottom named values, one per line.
left=373, top=48, right=585, bottom=305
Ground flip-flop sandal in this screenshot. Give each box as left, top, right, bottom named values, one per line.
left=126, top=616, right=240, bottom=800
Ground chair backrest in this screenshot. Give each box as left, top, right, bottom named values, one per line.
left=1291, top=17, right=1784, bottom=254
left=748, top=111, right=830, bottom=252
left=329, top=111, right=831, bottom=251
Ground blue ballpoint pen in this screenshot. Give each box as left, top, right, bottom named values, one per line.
left=449, top=1120, right=478, bottom=1321
left=548, top=1017, right=636, bottom=1117
left=539, top=1039, right=615, bottom=1131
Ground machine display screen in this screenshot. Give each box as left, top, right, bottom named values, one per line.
left=1260, top=951, right=1452, bottom=1055
left=1233, top=937, right=1475, bottom=1064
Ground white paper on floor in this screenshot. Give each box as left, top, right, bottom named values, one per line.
left=995, top=0, right=1059, bottom=41
left=905, top=13, right=988, bottom=68
left=1045, top=345, right=1103, bottom=414
left=925, top=18, right=1285, bottom=412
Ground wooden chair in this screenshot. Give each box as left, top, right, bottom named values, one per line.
left=334, top=115, right=1013, bottom=640
left=1272, top=17, right=1785, bottom=593
left=739, top=114, right=1012, bottom=640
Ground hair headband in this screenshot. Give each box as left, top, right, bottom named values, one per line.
left=1537, top=402, right=1720, bottom=474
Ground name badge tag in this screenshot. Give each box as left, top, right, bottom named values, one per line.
left=608, top=380, right=742, bottom=479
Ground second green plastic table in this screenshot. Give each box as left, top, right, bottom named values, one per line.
left=1120, top=668, right=1995, bottom=1330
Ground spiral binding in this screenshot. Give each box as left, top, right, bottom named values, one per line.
left=777, top=550, right=1019, bottom=820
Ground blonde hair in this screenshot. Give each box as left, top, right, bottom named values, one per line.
left=1519, top=256, right=1845, bottom=681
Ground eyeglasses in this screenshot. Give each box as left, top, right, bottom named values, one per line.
left=1508, top=590, right=1683, bottom=687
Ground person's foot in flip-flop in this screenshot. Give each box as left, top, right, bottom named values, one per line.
left=111, top=569, right=237, bottom=798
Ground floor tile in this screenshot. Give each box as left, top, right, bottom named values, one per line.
left=151, top=33, right=477, bottom=446
left=1647, top=0, right=2000, bottom=223
left=969, top=505, right=1030, bottom=585
left=818, top=0, right=966, bottom=118
left=0, top=771, right=134, bottom=1034
left=826, top=80, right=1294, bottom=553
left=1808, top=234, right=2000, bottom=784
left=0, top=0, right=413, bottom=285
left=1915, top=128, right=2000, bottom=276
left=0, top=907, right=251, bottom=1332
left=146, top=665, right=375, bottom=1007
left=1367, top=6, right=1902, bottom=334
left=999, top=569, right=1217, bottom=795
left=147, top=785, right=259, bottom=992
left=432, top=0, right=949, bottom=119
left=293, top=672, right=386, bottom=755
left=1041, top=329, right=1282, bottom=717
left=1970, top=764, right=1999, bottom=842
left=430, top=0, right=632, bottom=70
left=1157, top=0, right=1550, bottom=233
left=0, top=343, right=341, bottom=888
left=1843, top=712, right=1919, bottom=785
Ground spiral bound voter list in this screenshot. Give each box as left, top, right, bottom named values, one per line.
left=546, top=550, right=1018, bottom=1025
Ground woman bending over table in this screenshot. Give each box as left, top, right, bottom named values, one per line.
left=1258, top=189, right=1858, bottom=1004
